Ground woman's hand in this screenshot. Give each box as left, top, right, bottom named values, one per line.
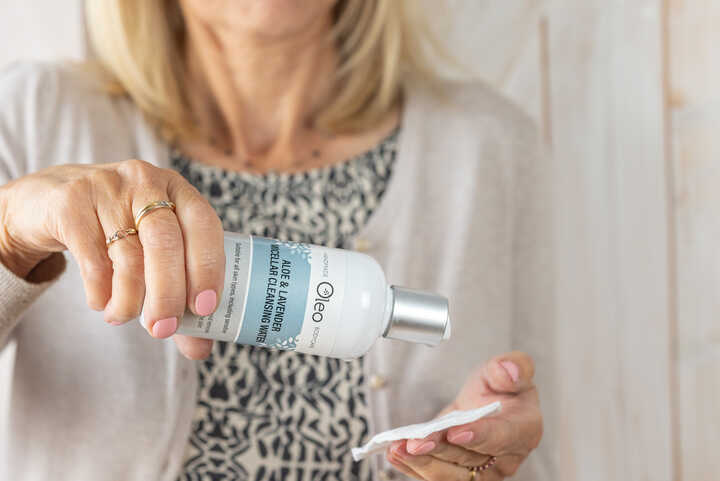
left=0, top=159, right=224, bottom=359
left=385, top=352, right=542, bottom=480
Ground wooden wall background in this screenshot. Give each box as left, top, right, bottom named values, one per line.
left=1, top=1, right=718, bottom=479
left=467, top=1, right=717, bottom=479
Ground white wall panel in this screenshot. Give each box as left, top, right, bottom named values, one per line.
left=0, top=1, right=85, bottom=67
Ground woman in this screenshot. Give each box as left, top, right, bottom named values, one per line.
left=0, top=1, right=553, bottom=480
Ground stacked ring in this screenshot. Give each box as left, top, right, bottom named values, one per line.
left=106, top=228, right=138, bottom=247
left=134, top=200, right=176, bottom=229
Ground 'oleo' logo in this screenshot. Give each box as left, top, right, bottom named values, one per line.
left=312, top=282, right=334, bottom=323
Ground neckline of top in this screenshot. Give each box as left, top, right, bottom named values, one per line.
left=170, top=128, right=400, bottom=181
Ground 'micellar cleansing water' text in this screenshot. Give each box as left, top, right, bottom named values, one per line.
left=143, top=231, right=450, bottom=359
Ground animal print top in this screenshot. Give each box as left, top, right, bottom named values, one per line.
left=172, top=130, right=398, bottom=481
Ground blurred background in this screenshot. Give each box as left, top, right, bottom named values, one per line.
left=1, top=1, right=717, bottom=480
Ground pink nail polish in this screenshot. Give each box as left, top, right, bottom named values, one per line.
left=393, top=443, right=409, bottom=458
left=500, top=360, right=520, bottom=383
left=409, top=441, right=436, bottom=455
left=152, top=317, right=178, bottom=338
left=405, top=439, right=422, bottom=453
left=195, top=290, right=217, bottom=316
left=448, top=431, right=474, bottom=445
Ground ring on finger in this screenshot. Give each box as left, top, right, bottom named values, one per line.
left=134, top=200, right=176, bottom=229
left=106, top=227, right=139, bottom=247
left=468, top=456, right=497, bottom=479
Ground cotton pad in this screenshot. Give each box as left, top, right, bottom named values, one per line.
left=351, top=401, right=502, bottom=461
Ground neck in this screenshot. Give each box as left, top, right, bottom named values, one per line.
left=183, top=14, right=337, bottom=164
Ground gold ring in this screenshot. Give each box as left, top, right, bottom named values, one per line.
left=106, top=228, right=138, bottom=247
left=134, top=200, right=176, bottom=229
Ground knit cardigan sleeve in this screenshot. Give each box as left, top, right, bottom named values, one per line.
left=0, top=253, right=66, bottom=349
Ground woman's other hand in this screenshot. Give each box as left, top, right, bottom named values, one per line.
left=385, top=352, right=542, bottom=480
left=0, top=159, right=224, bottom=359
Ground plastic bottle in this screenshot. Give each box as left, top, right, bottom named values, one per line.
left=159, top=231, right=451, bottom=359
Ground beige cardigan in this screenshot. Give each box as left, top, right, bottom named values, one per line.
left=0, top=62, right=556, bottom=481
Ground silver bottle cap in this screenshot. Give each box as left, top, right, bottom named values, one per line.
left=383, top=286, right=451, bottom=346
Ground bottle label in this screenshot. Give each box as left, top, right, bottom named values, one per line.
left=238, top=237, right=312, bottom=350
left=177, top=234, right=346, bottom=356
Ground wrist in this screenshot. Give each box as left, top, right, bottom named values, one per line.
left=0, top=233, right=47, bottom=280
left=0, top=195, right=48, bottom=279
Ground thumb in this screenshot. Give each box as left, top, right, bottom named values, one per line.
left=173, top=334, right=214, bottom=360
left=482, top=351, right=535, bottom=394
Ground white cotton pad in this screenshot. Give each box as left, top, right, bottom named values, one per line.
left=351, top=401, right=502, bottom=461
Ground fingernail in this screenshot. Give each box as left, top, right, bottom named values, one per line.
left=392, top=443, right=408, bottom=458
left=408, top=441, right=435, bottom=455
left=195, top=290, right=217, bottom=316
left=152, top=317, right=178, bottom=338
left=448, top=431, right=474, bottom=445
left=500, top=360, right=520, bottom=383
left=109, top=321, right=123, bottom=326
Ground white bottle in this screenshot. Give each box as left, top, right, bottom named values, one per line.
left=168, top=231, right=451, bottom=359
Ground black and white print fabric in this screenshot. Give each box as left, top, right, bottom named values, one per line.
left=172, top=130, right=398, bottom=481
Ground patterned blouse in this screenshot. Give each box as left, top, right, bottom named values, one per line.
left=171, top=130, right=399, bottom=481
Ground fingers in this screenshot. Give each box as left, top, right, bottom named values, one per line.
left=407, top=437, right=490, bottom=467
left=446, top=407, right=543, bottom=455
left=51, top=160, right=225, bottom=344
left=483, top=352, right=536, bottom=394
left=389, top=441, right=502, bottom=481
left=167, top=174, right=225, bottom=317
left=403, top=401, right=460, bottom=455
left=386, top=442, right=427, bottom=480
left=173, top=334, right=214, bottom=360
left=61, top=213, right=113, bottom=311
left=104, top=230, right=145, bottom=324
left=93, top=171, right=146, bottom=324
left=54, top=182, right=112, bottom=310
left=387, top=454, right=423, bottom=479
left=132, top=189, right=186, bottom=339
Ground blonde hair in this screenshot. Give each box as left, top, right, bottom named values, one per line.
left=84, top=0, right=441, bottom=140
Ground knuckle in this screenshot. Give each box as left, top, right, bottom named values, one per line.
left=120, top=159, right=158, bottom=185
left=164, top=167, right=185, bottom=183
left=182, top=194, right=221, bottom=227
left=54, top=180, right=89, bottom=213
left=121, top=158, right=151, bottom=174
